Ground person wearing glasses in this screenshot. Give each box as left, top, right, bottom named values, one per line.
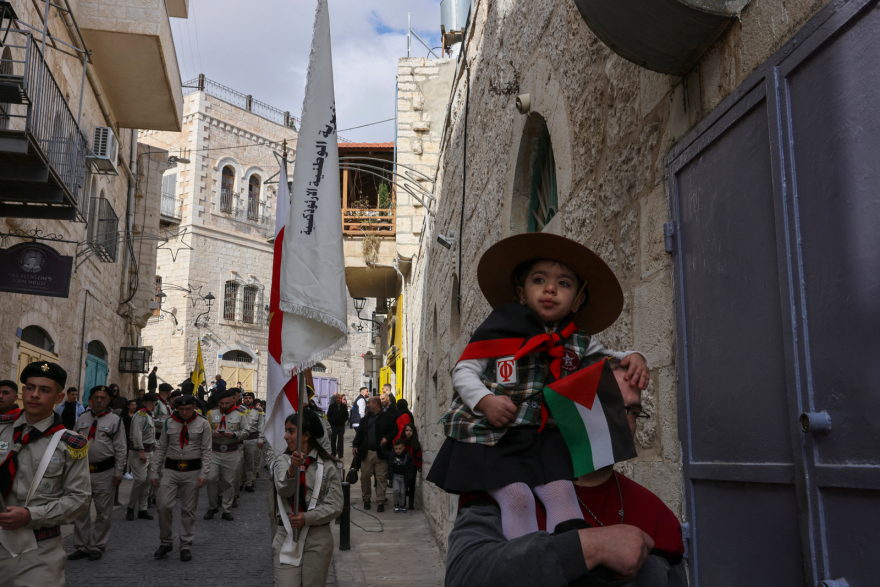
left=445, top=357, right=686, bottom=587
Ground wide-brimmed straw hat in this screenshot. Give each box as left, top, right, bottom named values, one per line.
left=477, top=233, right=624, bottom=334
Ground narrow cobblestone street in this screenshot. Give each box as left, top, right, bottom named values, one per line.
left=59, top=428, right=443, bottom=586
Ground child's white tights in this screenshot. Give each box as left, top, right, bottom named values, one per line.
left=489, top=480, right=584, bottom=540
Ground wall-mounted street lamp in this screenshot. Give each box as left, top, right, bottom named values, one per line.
left=194, top=293, right=215, bottom=326
left=154, top=291, right=178, bottom=326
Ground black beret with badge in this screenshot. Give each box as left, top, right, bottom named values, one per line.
left=214, top=388, right=235, bottom=401
left=158, top=383, right=174, bottom=393
left=174, top=394, right=197, bottom=407
left=242, top=391, right=255, bottom=399
left=90, top=385, right=111, bottom=396
left=20, top=361, right=67, bottom=388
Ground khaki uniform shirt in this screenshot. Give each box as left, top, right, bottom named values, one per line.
left=152, top=398, right=171, bottom=432
left=152, top=415, right=213, bottom=480
left=0, top=413, right=90, bottom=528
left=272, top=449, right=343, bottom=526
left=129, top=409, right=155, bottom=450
left=74, top=410, right=127, bottom=476
left=207, top=407, right=250, bottom=446
left=246, top=407, right=263, bottom=440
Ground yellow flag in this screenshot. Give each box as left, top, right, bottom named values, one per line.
left=191, top=341, right=206, bottom=387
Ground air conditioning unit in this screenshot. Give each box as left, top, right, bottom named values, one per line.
left=88, top=126, right=119, bottom=175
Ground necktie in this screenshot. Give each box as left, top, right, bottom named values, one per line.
left=88, top=409, right=111, bottom=440
left=0, top=415, right=65, bottom=497
left=219, top=406, right=235, bottom=430
left=171, top=414, right=197, bottom=448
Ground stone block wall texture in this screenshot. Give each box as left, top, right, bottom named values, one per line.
left=139, top=91, right=373, bottom=398
left=409, top=0, right=833, bottom=556
left=0, top=0, right=168, bottom=397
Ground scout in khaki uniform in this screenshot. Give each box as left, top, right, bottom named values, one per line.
left=242, top=391, right=263, bottom=491
left=0, top=362, right=90, bottom=587
left=233, top=389, right=249, bottom=503
left=152, top=395, right=212, bottom=562
left=0, top=380, right=20, bottom=417
left=271, top=409, right=343, bottom=587
left=204, top=389, right=249, bottom=520
left=127, top=392, right=157, bottom=521
left=69, top=386, right=127, bottom=560
left=149, top=383, right=173, bottom=507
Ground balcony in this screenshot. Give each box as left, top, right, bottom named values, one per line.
left=342, top=207, right=396, bottom=236
left=87, top=196, right=119, bottom=262
left=78, top=0, right=186, bottom=131
left=218, top=190, right=273, bottom=231
left=160, top=191, right=182, bottom=222
left=0, top=31, right=90, bottom=220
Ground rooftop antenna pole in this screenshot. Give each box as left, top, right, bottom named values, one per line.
left=407, top=13, right=411, bottom=58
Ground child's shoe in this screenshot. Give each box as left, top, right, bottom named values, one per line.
left=401, top=506, right=407, bottom=513
left=394, top=506, right=400, bottom=512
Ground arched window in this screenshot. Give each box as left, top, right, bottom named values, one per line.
left=222, top=350, right=252, bottom=364
left=21, top=326, right=55, bottom=353
left=248, top=175, right=261, bottom=221
left=242, top=284, right=259, bottom=324
left=528, top=127, right=557, bottom=232
left=224, top=280, right=239, bottom=321
left=312, top=363, right=327, bottom=373
left=221, top=165, right=235, bottom=212
left=87, top=340, right=108, bottom=361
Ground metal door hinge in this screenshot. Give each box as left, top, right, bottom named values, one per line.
left=664, top=222, right=676, bottom=254
left=681, top=522, right=690, bottom=559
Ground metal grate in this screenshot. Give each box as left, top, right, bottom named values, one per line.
left=224, top=280, right=239, bottom=321
left=220, top=189, right=235, bottom=213
left=87, top=197, right=119, bottom=262
left=119, top=347, right=151, bottom=373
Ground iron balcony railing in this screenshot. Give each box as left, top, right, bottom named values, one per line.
left=160, top=191, right=182, bottom=220
left=220, top=188, right=235, bottom=213
left=87, top=197, right=119, bottom=262
left=218, top=189, right=273, bottom=228
left=0, top=30, right=90, bottom=213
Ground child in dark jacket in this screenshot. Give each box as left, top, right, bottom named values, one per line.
left=401, top=422, right=422, bottom=509
left=381, top=439, right=417, bottom=512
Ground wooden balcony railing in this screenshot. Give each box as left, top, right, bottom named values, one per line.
left=342, top=208, right=395, bottom=236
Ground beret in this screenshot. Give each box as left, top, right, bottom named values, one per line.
left=169, top=390, right=182, bottom=399
left=174, top=395, right=197, bottom=406
left=90, top=385, right=111, bottom=396
left=242, top=391, right=255, bottom=399
left=20, top=361, right=67, bottom=388
left=214, top=388, right=235, bottom=401
left=142, top=392, right=159, bottom=402
left=158, top=383, right=174, bottom=392
left=0, top=380, right=18, bottom=392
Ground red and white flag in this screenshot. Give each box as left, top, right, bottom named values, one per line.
left=265, top=0, right=347, bottom=455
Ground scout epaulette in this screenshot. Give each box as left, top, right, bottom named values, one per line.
left=237, top=405, right=248, bottom=414
left=62, top=430, right=89, bottom=459
left=0, top=413, right=17, bottom=423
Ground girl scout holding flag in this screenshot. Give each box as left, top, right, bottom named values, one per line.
left=427, top=233, right=650, bottom=540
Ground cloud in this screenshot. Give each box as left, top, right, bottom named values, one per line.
left=173, top=0, right=444, bottom=142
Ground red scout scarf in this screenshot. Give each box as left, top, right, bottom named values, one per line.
left=0, top=413, right=66, bottom=497
left=170, top=413, right=197, bottom=448
left=1, top=407, right=21, bottom=418
left=218, top=405, right=236, bottom=431
left=87, top=408, right=112, bottom=440
left=458, top=303, right=579, bottom=429
left=294, top=456, right=315, bottom=513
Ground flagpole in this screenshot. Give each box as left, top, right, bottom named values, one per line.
left=292, top=370, right=305, bottom=542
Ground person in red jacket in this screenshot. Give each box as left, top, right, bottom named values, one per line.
left=401, top=422, right=422, bottom=510
left=393, top=398, right=413, bottom=441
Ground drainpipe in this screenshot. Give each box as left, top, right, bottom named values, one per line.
left=119, top=130, right=138, bottom=305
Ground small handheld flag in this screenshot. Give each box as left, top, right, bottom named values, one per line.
left=543, top=359, right=637, bottom=477
left=191, top=341, right=206, bottom=388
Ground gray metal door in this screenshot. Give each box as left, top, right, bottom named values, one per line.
left=665, top=1, right=880, bottom=585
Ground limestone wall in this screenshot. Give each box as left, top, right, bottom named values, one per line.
left=410, top=0, right=833, bottom=555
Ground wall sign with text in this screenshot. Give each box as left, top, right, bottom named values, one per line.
left=0, top=242, right=73, bottom=298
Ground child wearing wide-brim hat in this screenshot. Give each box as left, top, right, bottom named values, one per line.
left=426, top=232, right=650, bottom=540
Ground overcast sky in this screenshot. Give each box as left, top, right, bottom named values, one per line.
left=171, top=0, right=444, bottom=143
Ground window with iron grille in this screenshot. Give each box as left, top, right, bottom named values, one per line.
left=248, top=175, right=261, bottom=221
left=224, top=280, right=239, bottom=321
left=221, top=166, right=235, bottom=213
left=21, top=325, right=54, bottom=353
left=242, top=284, right=259, bottom=324
left=153, top=276, right=162, bottom=317
left=312, top=362, right=327, bottom=373
left=88, top=194, right=119, bottom=262
left=222, top=350, right=253, bottom=364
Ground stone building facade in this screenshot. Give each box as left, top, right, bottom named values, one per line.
left=0, top=0, right=184, bottom=399
left=404, top=0, right=837, bottom=556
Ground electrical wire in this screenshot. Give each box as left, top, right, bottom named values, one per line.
left=337, top=118, right=395, bottom=132
left=189, top=0, right=204, bottom=73
left=348, top=504, right=386, bottom=533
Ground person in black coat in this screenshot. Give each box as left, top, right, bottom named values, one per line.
left=352, top=397, right=398, bottom=511
left=326, top=394, right=349, bottom=458
left=379, top=438, right=417, bottom=512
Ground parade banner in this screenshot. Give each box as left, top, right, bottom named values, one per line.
left=542, top=358, right=637, bottom=477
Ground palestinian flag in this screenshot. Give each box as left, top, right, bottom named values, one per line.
left=543, top=358, right=636, bottom=477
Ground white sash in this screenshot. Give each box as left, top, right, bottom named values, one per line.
left=276, top=455, right=324, bottom=566
left=0, top=429, right=65, bottom=557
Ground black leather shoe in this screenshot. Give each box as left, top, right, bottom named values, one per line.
left=363, top=501, right=371, bottom=510
left=377, top=504, right=385, bottom=513
left=126, top=508, right=135, bottom=521
left=137, top=510, right=154, bottom=520
left=203, top=508, right=217, bottom=520
left=180, top=549, right=192, bottom=562
left=244, top=485, right=255, bottom=493
left=154, top=545, right=172, bottom=559
left=88, top=550, right=102, bottom=561
left=221, top=512, right=234, bottom=521
left=232, top=498, right=239, bottom=508
left=68, top=550, right=89, bottom=561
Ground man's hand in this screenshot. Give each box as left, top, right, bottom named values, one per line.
left=0, top=506, right=31, bottom=530
left=579, top=525, right=654, bottom=578
left=620, top=354, right=650, bottom=390
left=139, top=450, right=147, bottom=463
left=197, top=478, right=207, bottom=488
left=475, top=394, right=518, bottom=428
left=150, top=479, right=159, bottom=488
left=352, top=447, right=358, bottom=457
left=380, top=437, right=387, bottom=446
left=112, top=476, right=123, bottom=486
left=224, top=432, right=235, bottom=439
left=289, top=512, right=306, bottom=529
left=257, top=442, right=264, bottom=449
left=213, top=430, right=223, bottom=438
